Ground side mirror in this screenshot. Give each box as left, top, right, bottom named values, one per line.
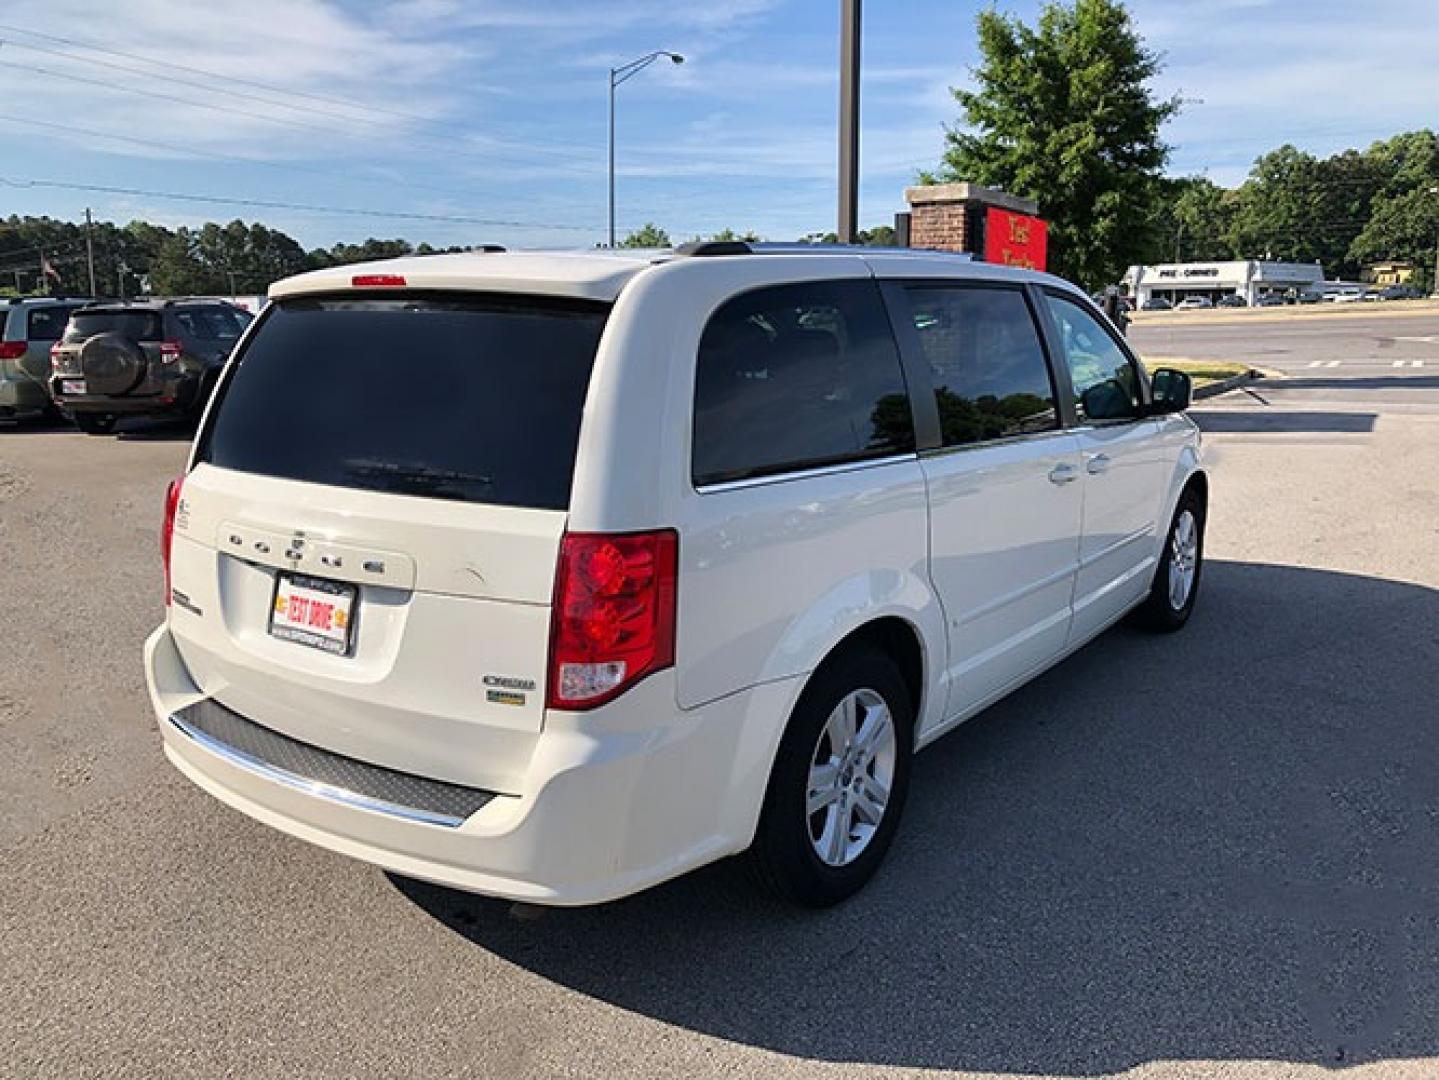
left=1149, top=367, right=1192, bottom=414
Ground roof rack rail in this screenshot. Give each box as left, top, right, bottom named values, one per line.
left=673, top=240, right=975, bottom=260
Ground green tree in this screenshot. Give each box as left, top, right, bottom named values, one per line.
left=930, top=0, right=1178, bottom=288
left=1147, top=177, right=1238, bottom=263
left=1349, top=187, right=1439, bottom=293
left=619, top=223, right=671, bottom=248
left=1228, top=145, right=1383, bottom=276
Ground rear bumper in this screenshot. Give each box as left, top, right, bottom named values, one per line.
left=51, top=369, right=202, bottom=414
left=0, top=371, right=50, bottom=412
left=145, top=625, right=800, bottom=905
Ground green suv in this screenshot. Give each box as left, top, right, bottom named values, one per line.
left=1, top=297, right=97, bottom=420
left=49, top=299, right=253, bottom=434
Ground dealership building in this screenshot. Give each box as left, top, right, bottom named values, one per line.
left=1123, top=260, right=1325, bottom=306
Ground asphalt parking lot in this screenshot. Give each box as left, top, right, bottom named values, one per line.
left=2, top=315, right=1437, bottom=1078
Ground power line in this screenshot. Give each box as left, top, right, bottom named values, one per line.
left=0, top=21, right=434, bottom=127
left=0, top=26, right=602, bottom=165
left=0, top=176, right=606, bottom=232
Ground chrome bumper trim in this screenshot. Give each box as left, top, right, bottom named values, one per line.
left=168, top=701, right=497, bottom=828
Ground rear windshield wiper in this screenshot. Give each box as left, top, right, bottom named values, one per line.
left=341, top=459, right=494, bottom=498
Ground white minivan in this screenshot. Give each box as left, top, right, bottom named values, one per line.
left=145, top=244, right=1206, bottom=907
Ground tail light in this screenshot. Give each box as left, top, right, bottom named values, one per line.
left=159, top=341, right=183, bottom=363
left=547, top=530, right=677, bottom=709
left=0, top=341, right=25, bottom=360
left=162, top=474, right=185, bottom=605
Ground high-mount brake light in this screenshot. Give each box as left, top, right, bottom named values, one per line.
left=351, top=274, right=407, bottom=287
left=547, top=531, right=678, bottom=710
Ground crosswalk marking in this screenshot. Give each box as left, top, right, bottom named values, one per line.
left=1391, top=359, right=1426, bottom=368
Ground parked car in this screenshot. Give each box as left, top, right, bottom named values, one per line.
left=1377, top=285, right=1422, bottom=301
left=1255, top=294, right=1287, bottom=307
left=1141, top=296, right=1173, bottom=311
left=144, top=245, right=1206, bottom=907
left=1176, top=296, right=1214, bottom=309
left=0, top=297, right=98, bottom=420
left=1297, top=291, right=1323, bottom=305
left=1216, top=294, right=1247, bottom=308
left=1327, top=290, right=1364, bottom=304
left=48, top=299, right=253, bottom=434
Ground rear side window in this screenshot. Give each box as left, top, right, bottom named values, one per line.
left=903, top=285, right=1057, bottom=447
left=198, top=294, right=607, bottom=511
left=63, top=311, right=162, bottom=343
left=692, top=279, right=915, bottom=486
left=173, top=306, right=251, bottom=342
left=27, top=305, right=84, bottom=341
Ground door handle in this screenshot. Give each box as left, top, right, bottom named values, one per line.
left=1086, top=453, right=1111, bottom=475
left=1048, top=463, right=1079, bottom=485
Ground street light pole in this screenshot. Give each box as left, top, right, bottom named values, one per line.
left=608, top=50, right=684, bottom=249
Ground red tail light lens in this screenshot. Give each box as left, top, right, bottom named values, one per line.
left=352, top=274, right=407, bottom=287
left=547, top=530, right=677, bottom=709
left=0, top=341, right=25, bottom=360
left=162, top=475, right=184, bottom=605
left=159, top=341, right=183, bottom=363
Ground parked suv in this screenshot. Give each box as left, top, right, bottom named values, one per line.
left=49, top=299, right=252, bottom=434
left=1, top=297, right=97, bottom=420
left=145, top=246, right=1206, bottom=907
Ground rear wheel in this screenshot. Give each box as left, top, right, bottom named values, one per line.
left=73, top=413, right=117, bottom=436
left=750, top=646, right=914, bottom=907
left=1135, top=488, right=1205, bottom=632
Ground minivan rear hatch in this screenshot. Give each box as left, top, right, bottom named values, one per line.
left=166, top=292, right=608, bottom=792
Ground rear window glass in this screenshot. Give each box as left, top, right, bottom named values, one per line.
left=174, top=306, right=251, bottom=341
left=27, top=305, right=85, bottom=341
left=692, top=279, right=915, bottom=486
left=198, top=294, right=608, bottom=511
left=64, top=310, right=162, bottom=342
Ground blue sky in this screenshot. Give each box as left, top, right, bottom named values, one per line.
left=1, top=0, right=1435, bottom=250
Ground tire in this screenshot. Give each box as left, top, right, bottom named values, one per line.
left=1134, top=487, right=1205, bottom=632
left=750, top=646, right=914, bottom=907
left=74, top=412, right=118, bottom=436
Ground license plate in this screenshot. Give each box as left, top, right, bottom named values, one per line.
left=269, top=572, right=357, bottom=656
left=61, top=379, right=85, bottom=395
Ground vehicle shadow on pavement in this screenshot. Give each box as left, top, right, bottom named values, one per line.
left=1194, top=411, right=1378, bottom=434
left=393, top=560, right=1439, bottom=1074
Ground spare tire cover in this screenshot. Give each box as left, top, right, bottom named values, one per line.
left=81, top=332, right=148, bottom=396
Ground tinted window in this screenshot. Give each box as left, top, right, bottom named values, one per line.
left=1044, top=293, right=1142, bottom=422
left=692, top=279, right=914, bottom=486
left=27, top=305, right=84, bottom=341
left=174, top=306, right=251, bottom=342
left=64, top=310, right=162, bottom=343
left=199, top=294, right=608, bottom=510
left=903, top=285, right=1057, bottom=447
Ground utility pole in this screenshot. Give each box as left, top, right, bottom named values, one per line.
left=84, top=207, right=97, bottom=297
left=837, top=0, right=861, bottom=244
left=38, top=249, right=48, bottom=296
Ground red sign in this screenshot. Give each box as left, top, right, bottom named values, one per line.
left=983, top=207, right=1048, bottom=272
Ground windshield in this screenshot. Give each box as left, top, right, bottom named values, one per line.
left=197, top=293, right=609, bottom=511
left=63, top=310, right=162, bottom=342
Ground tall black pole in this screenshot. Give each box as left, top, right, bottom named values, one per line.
left=837, top=0, right=861, bottom=244
left=84, top=207, right=97, bottom=297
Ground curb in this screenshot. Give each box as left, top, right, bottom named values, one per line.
left=1193, top=369, right=1263, bottom=401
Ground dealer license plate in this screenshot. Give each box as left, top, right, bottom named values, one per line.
left=269, top=572, right=357, bottom=656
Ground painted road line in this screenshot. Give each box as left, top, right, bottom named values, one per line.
left=1307, top=360, right=1342, bottom=368
left=1392, top=359, right=1426, bottom=368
